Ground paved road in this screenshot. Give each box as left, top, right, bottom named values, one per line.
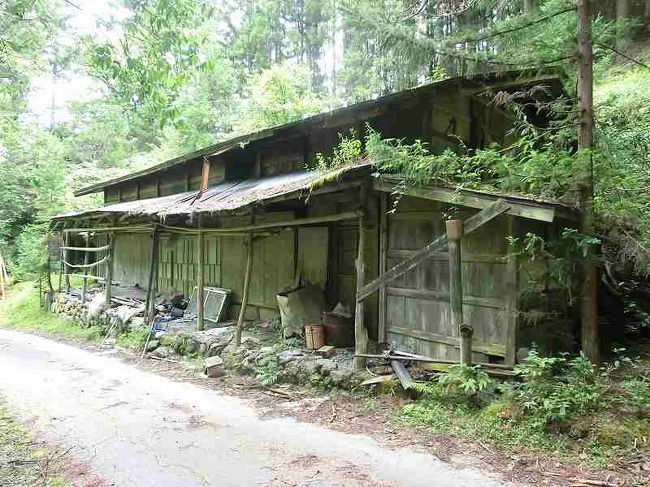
left=0, top=329, right=505, bottom=486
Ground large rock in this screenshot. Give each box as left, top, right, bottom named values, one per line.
left=241, top=336, right=261, bottom=350
left=190, top=327, right=234, bottom=357
left=315, top=358, right=337, bottom=375
left=87, top=294, right=107, bottom=317
left=277, top=350, right=304, bottom=365
left=329, top=368, right=354, bottom=387
left=152, top=346, right=175, bottom=359
left=205, top=356, right=225, bottom=378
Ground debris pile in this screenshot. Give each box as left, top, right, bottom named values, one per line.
left=55, top=291, right=114, bottom=329
left=225, top=338, right=364, bottom=390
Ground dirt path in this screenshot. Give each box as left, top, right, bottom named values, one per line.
left=0, top=329, right=509, bottom=487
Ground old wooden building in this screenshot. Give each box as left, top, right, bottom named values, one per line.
left=52, top=71, right=578, bottom=366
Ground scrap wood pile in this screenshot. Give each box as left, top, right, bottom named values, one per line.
left=54, top=285, right=193, bottom=338
left=358, top=349, right=515, bottom=391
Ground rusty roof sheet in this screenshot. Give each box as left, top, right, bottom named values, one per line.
left=54, top=165, right=368, bottom=221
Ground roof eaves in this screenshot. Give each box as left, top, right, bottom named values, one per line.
left=74, top=69, right=562, bottom=197
left=373, top=176, right=578, bottom=223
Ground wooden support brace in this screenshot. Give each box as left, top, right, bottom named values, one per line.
left=353, top=186, right=369, bottom=370
left=357, top=199, right=510, bottom=301
left=81, top=233, right=90, bottom=302
left=144, top=226, right=159, bottom=325
left=235, top=213, right=255, bottom=348
left=446, top=219, right=472, bottom=364
left=377, top=192, right=388, bottom=343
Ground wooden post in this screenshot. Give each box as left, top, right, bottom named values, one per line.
left=505, top=216, right=519, bottom=365
left=144, top=226, right=159, bottom=325
left=353, top=187, right=369, bottom=370
left=104, top=233, right=114, bottom=305
left=377, top=192, right=388, bottom=343
left=57, top=234, right=64, bottom=294
left=81, top=232, right=90, bottom=302
left=235, top=232, right=254, bottom=348
left=197, top=214, right=205, bottom=331
left=447, top=220, right=471, bottom=364
left=63, top=232, right=70, bottom=292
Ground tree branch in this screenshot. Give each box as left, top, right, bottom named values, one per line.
left=451, top=6, right=576, bottom=44
left=596, top=43, right=650, bottom=70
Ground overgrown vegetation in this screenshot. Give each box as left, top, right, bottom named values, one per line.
left=402, top=351, right=650, bottom=469
left=0, top=282, right=146, bottom=350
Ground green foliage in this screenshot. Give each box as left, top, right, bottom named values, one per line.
left=86, top=0, right=216, bottom=127
left=508, top=229, right=599, bottom=304
left=594, top=68, right=650, bottom=274
left=236, top=62, right=330, bottom=133
left=0, top=282, right=102, bottom=342
left=401, top=350, right=649, bottom=465
left=253, top=336, right=302, bottom=386
left=437, top=364, right=492, bottom=397
left=256, top=360, right=282, bottom=387
left=513, top=350, right=606, bottom=426
left=621, top=376, right=650, bottom=412
left=313, top=129, right=362, bottom=171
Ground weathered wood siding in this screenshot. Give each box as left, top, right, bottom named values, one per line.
left=111, top=214, right=331, bottom=321
left=112, top=233, right=152, bottom=288
left=383, top=196, right=512, bottom=362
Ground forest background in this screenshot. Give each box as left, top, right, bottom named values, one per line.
left=0, top=0, right=649, bottom=300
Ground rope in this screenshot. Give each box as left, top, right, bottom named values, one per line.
left=62, top=256, right=108, bottom=269
left=63, top=273, right=105, bottom=281
left=60, top=244, right=111, bottom=252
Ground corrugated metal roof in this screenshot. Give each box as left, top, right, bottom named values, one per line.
left=54, top=165, right=367, bottom=221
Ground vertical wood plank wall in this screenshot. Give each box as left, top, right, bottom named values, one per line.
left=111, top=219, right=331, bottom=322
left=384, top=196, right=512, bottom=362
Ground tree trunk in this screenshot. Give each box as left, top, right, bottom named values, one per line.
left=616, top=0, right=630, bottom=52
left=523, top=0, right=534, bottom=14
left=577, top=0, right=600, bottom=364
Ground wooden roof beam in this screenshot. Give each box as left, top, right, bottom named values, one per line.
left=373, top=180, right=561, bottom=222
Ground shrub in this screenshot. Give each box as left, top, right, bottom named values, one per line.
left=513, top=350, right=606, bottom=427
left=621, top=376, right=650, bottom=413
left=411, top=364, right=494, bottom=407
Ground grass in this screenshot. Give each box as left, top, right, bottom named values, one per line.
left=0, top=281, right=146, bottom=350
left=397, top=357, right=650, bottom=473
left=0, top=397, right=70, bottom=486
left=0, top=282, right=103, bottom=342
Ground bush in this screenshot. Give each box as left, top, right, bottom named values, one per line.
left=410, top=364, right=494, bottom=408
left=513, top=350, right=606, bottom=427
left=621, top=376, right=650, bottom=413
left=9, top=223, right=48, bottom=281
